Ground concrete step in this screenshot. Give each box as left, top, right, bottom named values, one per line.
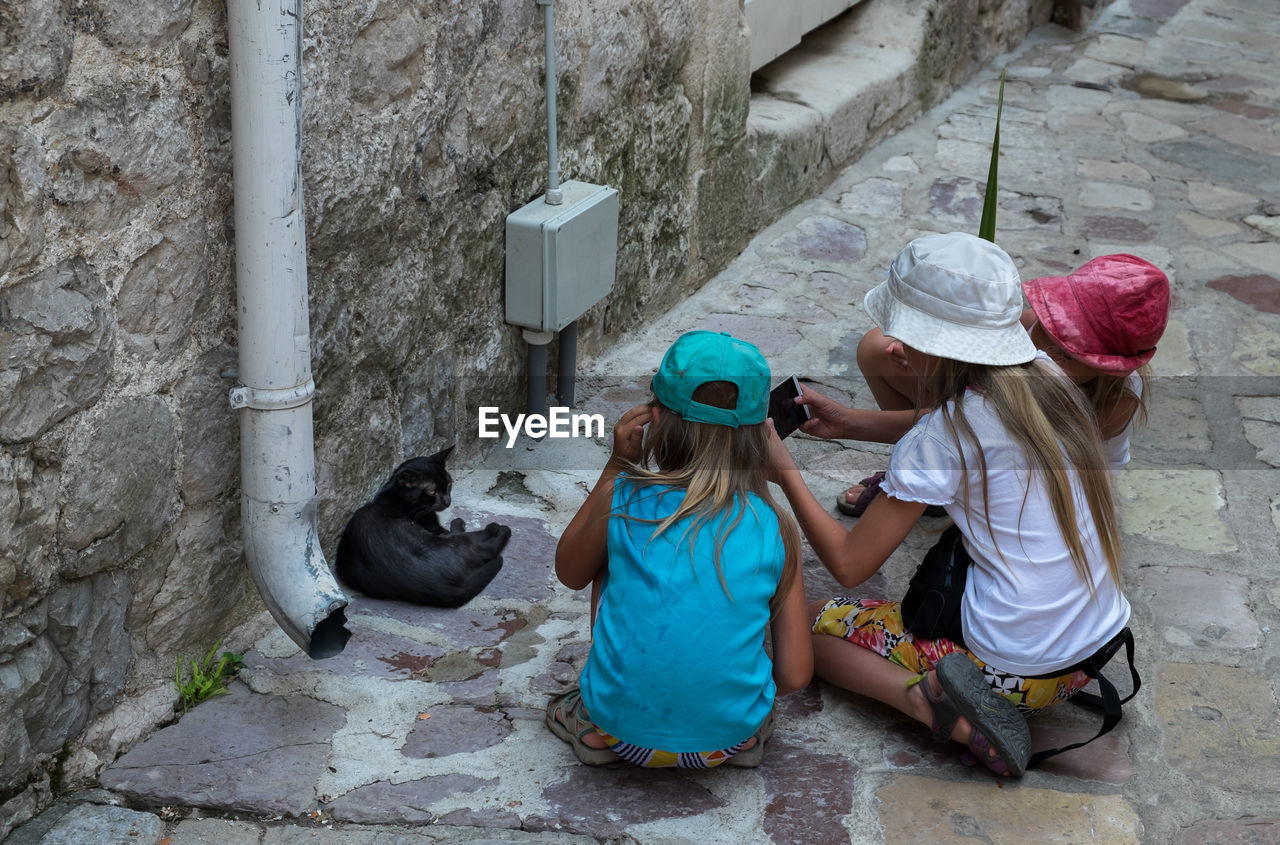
left=693, top=0, right=1104, bottom=275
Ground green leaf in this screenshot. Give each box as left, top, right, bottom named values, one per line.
left=978, top=69, right=1006, bottom=243
left=174, top=638, right=243, bottom=711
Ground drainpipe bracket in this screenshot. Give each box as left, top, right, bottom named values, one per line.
left=229, top=379, right=316, bottom=411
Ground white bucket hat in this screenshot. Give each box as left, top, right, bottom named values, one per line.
left=863, top=232, right=1037, bottom=366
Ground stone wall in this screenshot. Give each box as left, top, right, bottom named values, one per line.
left=0, top=0, right=1058, bottom=831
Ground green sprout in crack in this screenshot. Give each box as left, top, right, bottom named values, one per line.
left=175, top=639, right=244, bottom=711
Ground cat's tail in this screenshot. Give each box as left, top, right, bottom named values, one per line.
left=339, top=549, right=506, bottom=609
left=422, top=524, right=509, bottom=608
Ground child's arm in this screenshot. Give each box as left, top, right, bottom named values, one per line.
left=795, top=383, right=919, bottom=445
left=1097, top=392, right=1140, bottom=440
left=555, top=403, right=651, bottom=591
left=767, top=425, right=923, bottom=587
left=768, top=552, right=813, bottom=695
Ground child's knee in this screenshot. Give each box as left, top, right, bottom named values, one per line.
left=855, top=328, right=889, bottom=374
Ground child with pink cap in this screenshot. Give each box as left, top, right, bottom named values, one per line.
left=1021, top=253, right=1170, bottom=470
left=815, top=252, right=1171, bottom=516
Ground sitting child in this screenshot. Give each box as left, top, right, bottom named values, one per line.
left=547, top=330, right=812, bottom=768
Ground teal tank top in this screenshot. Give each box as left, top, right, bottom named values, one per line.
left=579, top=477, right=785, bottom=751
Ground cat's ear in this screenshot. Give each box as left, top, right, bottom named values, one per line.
left=430, top=445, right=456, bottom=462
left=396, top=469, right=422, bottom=487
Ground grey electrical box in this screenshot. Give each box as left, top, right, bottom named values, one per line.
left=505, top=180, right=620, bottom=332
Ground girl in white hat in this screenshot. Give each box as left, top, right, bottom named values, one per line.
left=769, top=232, right=1131, bottom=777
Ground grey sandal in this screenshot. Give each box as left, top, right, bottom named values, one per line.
left=925, top=653, right=1032, bottom=777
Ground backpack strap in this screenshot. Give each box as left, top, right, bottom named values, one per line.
left=1027, top=627, right=1140, bottom=768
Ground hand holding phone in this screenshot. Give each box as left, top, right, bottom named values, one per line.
left=768, top=375, right=812, bottom=439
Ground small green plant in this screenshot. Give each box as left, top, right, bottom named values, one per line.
left=978, top=68, right=1007, bottom=243
left=175, top=639, right=244, bottom=711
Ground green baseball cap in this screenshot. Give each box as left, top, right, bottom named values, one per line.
left=652, top=330, right=770, bottom=427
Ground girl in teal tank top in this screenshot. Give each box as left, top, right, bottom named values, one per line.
left=546, top=331, right=813, bottom=768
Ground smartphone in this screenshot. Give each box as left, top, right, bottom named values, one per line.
left=768, top=375, right=812, bottom=439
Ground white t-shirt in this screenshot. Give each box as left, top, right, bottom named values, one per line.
left=881, top=369, right=1131, bottom=675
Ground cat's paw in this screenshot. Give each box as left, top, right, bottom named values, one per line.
left=448, top=517, right=466, bottom=533
left=484, top=523, right=513, bottom=543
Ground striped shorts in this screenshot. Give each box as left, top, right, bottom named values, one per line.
left=593, top=728, right=752, bottom=769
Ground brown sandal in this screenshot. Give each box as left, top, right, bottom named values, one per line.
left=723, top=710, right=775, bottom=768
left=545, top=688, right=619, bottom=766
left=837, top=472, right=948, bottom=518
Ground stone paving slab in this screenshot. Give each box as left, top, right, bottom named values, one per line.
left=877, top=775, right=1144, bottom=843
left=15, top=0, right=1280, bottom=841
left=1158, top=662, right=1280, bottom=794
left=99, top=685, right=347, bottom=817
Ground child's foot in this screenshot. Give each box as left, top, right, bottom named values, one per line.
left=917, top=654, right=1032, bottom=776
left=545, top=688, right=619, bottom=765
left=835, top=473, right=885, bottom=517
left=835, top=472, right=947, bottom=518
left=724, top=711, right=774, bottom=768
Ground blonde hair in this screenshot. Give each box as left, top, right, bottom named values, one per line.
left=1084, top=365, right=1151, bottom=429
left=619, top=381, right=801, bottom=612
left=1039, top=336, right=1151, bottom=430
left=919, top=357, right=1123, bottom=594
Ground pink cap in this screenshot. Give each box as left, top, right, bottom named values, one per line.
left=1022, top=254, right=1170, bottom=375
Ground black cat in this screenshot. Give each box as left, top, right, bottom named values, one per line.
left=335, top=447, right=511, bottom=608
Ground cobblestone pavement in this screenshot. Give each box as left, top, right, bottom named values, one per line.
left=15, top=0, right=1280, bottom=842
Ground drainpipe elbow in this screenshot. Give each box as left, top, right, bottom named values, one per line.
left=241, top=494, right=350, bottom=659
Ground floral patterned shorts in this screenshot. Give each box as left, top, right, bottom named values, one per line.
left=812, top=598, right=1091, bottom=712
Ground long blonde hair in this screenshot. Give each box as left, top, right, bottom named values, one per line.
left=620, top=381, right=801, bottom=612
left=920, top=357, right=1123, bottom=593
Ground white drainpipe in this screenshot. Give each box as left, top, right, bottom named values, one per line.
left=226, top=0, right=350, bottom=658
